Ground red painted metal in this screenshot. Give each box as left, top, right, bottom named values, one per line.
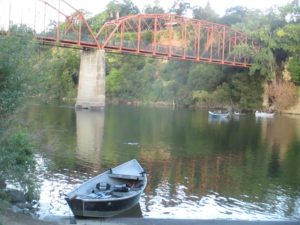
left=35, top=1, right=253, bottom=68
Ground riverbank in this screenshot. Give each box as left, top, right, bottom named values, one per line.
left=1, top=209, right=299, bottom=225
left=1, top=202, right=299, bottom=225
left=109, top=99, right=300, bottom=115
left=0, top=209, right=56, bottom=225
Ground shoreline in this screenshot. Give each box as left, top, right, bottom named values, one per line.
left=1, top=208, right=299, bottom=225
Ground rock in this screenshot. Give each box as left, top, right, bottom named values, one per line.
left=11, top=205, right=23, bottom=214
left=0, top=179, right=6, bottom=189
left=6, top=189, right=26, bottom=204
left=15, top=202, right=34, bottom=211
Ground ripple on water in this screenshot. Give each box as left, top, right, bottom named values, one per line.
left=32, top=154, right=300, bottom=221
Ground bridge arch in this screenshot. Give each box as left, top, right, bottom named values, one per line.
left=96, top=14, right=251, bottom=67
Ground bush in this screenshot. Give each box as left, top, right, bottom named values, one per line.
left=0, top=126, right=36, bottom=201
left=268, top=81, right=297, bottom=110
left=288, top=56, right=300, bottom=85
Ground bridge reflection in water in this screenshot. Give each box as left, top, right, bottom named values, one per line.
left=75, top=109, right=105, bottom=167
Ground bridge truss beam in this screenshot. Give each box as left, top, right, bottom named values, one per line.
left=97, top=14, right=252, bottom=67
left=33, top=1, right=253, bottom=68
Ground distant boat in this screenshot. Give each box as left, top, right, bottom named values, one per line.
left=234, top=112, right=245, bottom=116
left=65, top=159, right=147, bottom=218
left=255, top=111, right=275, bottom=118
left=208, top=111, right=230, bottom=117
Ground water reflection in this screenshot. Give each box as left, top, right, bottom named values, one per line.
left=208, top=115, right=230, bottom=123
left=21, top=104, right=300, bottom=220
left=75, top=109, right=105, bottom=167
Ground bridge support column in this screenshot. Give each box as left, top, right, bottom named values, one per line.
left=75, top=49, right=106, bottom=110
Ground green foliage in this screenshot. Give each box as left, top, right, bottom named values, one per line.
left=106, top=54, right=152, bottom=100
left=192, top=90, right=213, bottom=106
left=288, top=56, right=300, bottom=85
left=169, top=0, right=191, bottom=16
left=192, top=83, right=231, bottom=107
left=0, top=25, right=36, bottom=114
left=106, top=0, right=139, bottom=18
left=193, top=2, right=219, bottom=22
left=0, top=128, right=35, bottom=174
left=106, top=68, right=125, bottom=96
left=230, top=73, right=264, bottom=109
left=249, top=47, right=275, bottom=79
left=187, top=64, right=224, bottom=92
left=275, top=24, right=300, bottom=53
left=0, top=123, right=37, bottom=200
left=88, top=11, right=110, bottom=32
left=34, top=48, right=80, bottom=101
left=143, top=1, right=165, bottom=14
left=221, top=6, right=247, bottom=25
left=0, top=25, right=39, bottom=202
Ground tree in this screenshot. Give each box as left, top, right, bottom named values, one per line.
left=288, top=56, right=300, bottom=85
left=0, top=26, right=37, bottom=201
left=169, top=0, right=191, bottom=16
left=106, top=0, right=139, bottom=19
left=273, top=1, right=300, bottom=84
left=230, top=73, right=264, bottom=109
left=187, top=64, right=224, bottom=92
left=34, top=48, right=80, bottom=101
left=221, top=6, right=247, bottom=25
left=193, top=2, right=219, bottom=22
left=143, top=0, right=165, bottom=14
left=0, top=25, right=35, bottom=114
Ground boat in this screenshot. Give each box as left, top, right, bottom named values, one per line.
left=234, top=112, right=245, bottom=116
left=208, top=111, right=230, bottom=118
left=65, top=159, right=147, bottom=218
left=255, top=111, right=275, bottom=118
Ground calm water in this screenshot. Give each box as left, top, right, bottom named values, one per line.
left=21, top=103, right=300, bottom=221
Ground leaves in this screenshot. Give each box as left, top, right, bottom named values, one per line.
left=288, top=56, right=300, bottom=85
left=0, top=25, right=36, bottom=115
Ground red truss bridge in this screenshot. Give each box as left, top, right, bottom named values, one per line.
left=5, top=0, right=255, bottom=68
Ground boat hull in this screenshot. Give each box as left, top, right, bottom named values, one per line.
left=255, top=111, right=275, bottom=118
left=65, top=159, right=147, bottom=218
left=208, top=111, right=229, bottom=117
left=66, top=192, right=141, bottom=217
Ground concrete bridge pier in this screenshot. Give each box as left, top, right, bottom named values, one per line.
left=75, top=49, right=105, bottom=110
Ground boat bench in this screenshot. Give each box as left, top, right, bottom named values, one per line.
left=108, top=167, right=145, bottom=181
left=108, top=173, right=144, bottom=181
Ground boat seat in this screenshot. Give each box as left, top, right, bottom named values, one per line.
left=108, top=173, right=144, bottom=181
left=108, top=167, right=145, bottom=181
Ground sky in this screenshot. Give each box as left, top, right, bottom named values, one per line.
left=0, top=0, right=291, bottom=31
left=69, top=0, right=289, bottom=16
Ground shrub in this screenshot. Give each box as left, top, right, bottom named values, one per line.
left=268, top=81, right=297, bottom=110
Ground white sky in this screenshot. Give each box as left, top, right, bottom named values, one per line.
left=0, top=0, right=291, bottom=31
left=69, top=0, right=289, bottom=15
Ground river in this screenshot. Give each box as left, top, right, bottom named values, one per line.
left=20, top=103, right=300, bottom=221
